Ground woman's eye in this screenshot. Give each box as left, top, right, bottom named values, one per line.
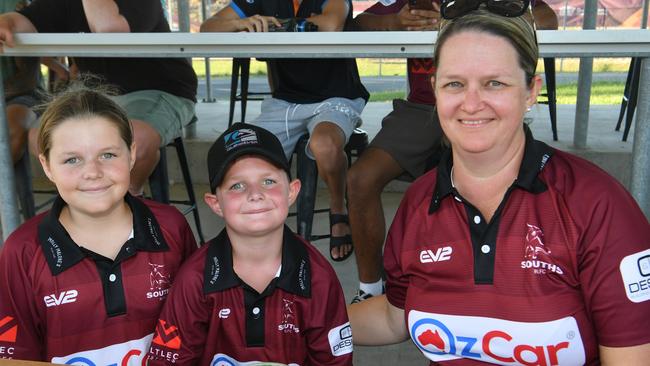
left=487, top=80, right=504, bottom=87
left=64, top=157, right=79, bottom=165
left=444, top=81, right=463, bottom=88
left=101, top=152, right=116, bottom=159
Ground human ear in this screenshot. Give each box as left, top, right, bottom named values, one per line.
left=287, top=179, right=301, bottom=207
left=129, top=142, right=137, bottom=171
left=204, top=191, right=224, bottom=217
left=526, top=74, right=543, bottom=108
left=38, top=154, right=54, bottom=182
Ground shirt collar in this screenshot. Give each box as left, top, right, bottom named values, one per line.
left=203, top=226, right=311, bottom=298
left=37, top=194, right=170, bottom=275
left=429, top=125, right=554, bottom=214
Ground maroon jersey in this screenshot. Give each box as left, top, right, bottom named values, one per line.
left=148, top=226, right=353, bottom=365
left=384, top=127, right=650, bottom=365
left=365, top=0, right=437, bottom=105
left=0, top=195, right=197, bottom=363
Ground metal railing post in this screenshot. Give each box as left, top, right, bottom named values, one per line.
left=0, top=69, right=20, bottom=244
left=202, top=0, right=215, bottom=103
left=573, top=0, right=598, bottom=149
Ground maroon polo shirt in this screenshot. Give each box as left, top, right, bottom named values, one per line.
left=0, top=195, right=197, bottom=363
left=384, top=126, right=650, bottom=365
left=148, top=226, right=353, bottom=365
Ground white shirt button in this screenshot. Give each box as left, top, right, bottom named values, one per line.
left=252, top=307, right=260, bottom=315
left=481, top=245, right=491, bottom=254
left=109, top=274, right=117, bottom=282
left=473, top=215, right=481, bottom=224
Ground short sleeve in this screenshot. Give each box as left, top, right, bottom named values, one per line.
left=114, top=0, right=165, bottom=32
left=384, top=189, right=414, bottom=310
left=147, top=256, right=210, bottom=365
left=576, top=180, right=650, bottom=346
left=304, top=262, right=353, bottom=365
left=0, top=229, right=45, bottom=360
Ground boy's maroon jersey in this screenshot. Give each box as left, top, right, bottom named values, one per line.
left=0, top=195, right=197, bottom=363
left=148, top=226, right=353, bottom=365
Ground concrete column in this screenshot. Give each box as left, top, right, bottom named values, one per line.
left=177, top=0, right=191, bottom=33
left=630, top=58, right=650, bottom=218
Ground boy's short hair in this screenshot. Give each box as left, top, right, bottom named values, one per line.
left=207, top=123, right=291, bottom=193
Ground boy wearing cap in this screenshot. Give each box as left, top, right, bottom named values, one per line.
left=148, top=123, right=353, bottom=365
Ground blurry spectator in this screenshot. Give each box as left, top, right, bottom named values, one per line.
left=0, top=0, right=198, bottom=196
left=201, top=0, right=369, bottom=262
left=347, top=0, right=443, bottom=303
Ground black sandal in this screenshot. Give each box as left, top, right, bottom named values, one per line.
left=329, top=212, right=354, bottom=262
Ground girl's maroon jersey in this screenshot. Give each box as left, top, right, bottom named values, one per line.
left=384, top=128, right=650, bottom=365
left=148, top=226, right=353, bottom=365
left=0, top=195, right=197, bottom=364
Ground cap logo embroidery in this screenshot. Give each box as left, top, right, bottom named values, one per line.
left=224, top=129, right=258, bottom=151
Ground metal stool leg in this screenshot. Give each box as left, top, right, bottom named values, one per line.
left=15, top=148, right=35, bottom=219
left=543, top=58, right=558, bottom=141
left=615, top=58, right=636, bottom=132
left=622, top=58, right=641, bottom=142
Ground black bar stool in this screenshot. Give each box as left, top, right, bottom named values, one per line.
left=228, top=58, right=273, bottom=125
left=290, top=129, right=368, bottom=241
left=149, top=136, right=205, bottom=244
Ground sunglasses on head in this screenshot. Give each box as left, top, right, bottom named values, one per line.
left=441, top=0, right=531, bottom=19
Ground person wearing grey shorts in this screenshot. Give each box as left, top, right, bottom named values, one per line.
left=347, top=0, right=444, bottom=303
left=5, top=0, right=198, bottom=196
left=202, top=0, right=369, bottom=262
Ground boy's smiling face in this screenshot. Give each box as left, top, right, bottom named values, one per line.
left=205, top=156, right=300, bottom=238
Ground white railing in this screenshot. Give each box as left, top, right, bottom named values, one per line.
left=1, top=29, right=649, bottom=241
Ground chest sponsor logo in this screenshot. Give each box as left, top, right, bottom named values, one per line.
left=521, top=223, right=563, bottom=275
left=328, top=322, right=353, bottom=357
left=420, top=246, right=453, bottom=264
left=620, top=248, right=650, bottom=303
left=408, top=310, right=585, bottom=365
left=43, top=289, right=78, bottom=307
left=218, top=308, right=231, bottom=319
left=210, top=353, right=299, bottom=366
left=147, top=263, right=171, bottom=300
left=51, top=333, right=152, bottom=366
left=278, top=299, right=300, bottom=334
left=0, top=316, right=17, bottom=357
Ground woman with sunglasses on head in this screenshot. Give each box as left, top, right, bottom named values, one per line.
left=0, top=83, right=197, bottom=363
left=348, top=0, right=650, bottom=364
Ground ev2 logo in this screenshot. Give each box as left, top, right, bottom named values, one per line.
left=420, top=246, right=453, bottom=264
left=44, top=290, right=78, bottom=307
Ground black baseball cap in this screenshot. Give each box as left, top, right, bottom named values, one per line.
left=207, top=123, right=291, bottom=192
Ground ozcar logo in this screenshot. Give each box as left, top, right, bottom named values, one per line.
left=51, top=333, right=152, bottom=366
left=408, top=310, right=585, bottom=365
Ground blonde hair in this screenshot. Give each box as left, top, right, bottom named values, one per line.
left=38, top=78, right=132, bottom=160
left=434, top=8, right=538, bottom=85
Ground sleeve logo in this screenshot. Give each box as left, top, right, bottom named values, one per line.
left=328, top=322, right=353, bottom=356
left=0, top=316, right=17, bottom=342
left=620, top=248, right=650, bottom=303
left=152, top=319, right=182, bottom=349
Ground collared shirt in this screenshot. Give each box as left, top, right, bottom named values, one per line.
left=384, top=126, right=650, bottom=365
left=148, top=226, right=352, bottom=365
left=0, top=195, right=197, bottom=363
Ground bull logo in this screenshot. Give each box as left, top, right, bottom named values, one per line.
left=149, top=263, right=170, bottom=290
left=524, top=223, right=551, bottom=260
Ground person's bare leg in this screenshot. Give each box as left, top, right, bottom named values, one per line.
left=6, top=104, right=34, bottom=163
left=129, top=119, right=161, bottom=196
left=309, top=122, right=350, bottom=259
left=347, top=147, right=403, bottom=284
